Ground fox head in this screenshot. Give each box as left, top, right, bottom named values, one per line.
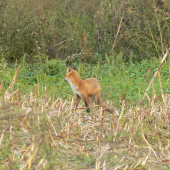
left=64, top=66, right=78, bottom=82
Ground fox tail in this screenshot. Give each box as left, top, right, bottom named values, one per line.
left=97, top=97, right=119, bottom=115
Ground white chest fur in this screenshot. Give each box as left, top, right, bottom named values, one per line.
left=68, top=79, right=82, bottom=98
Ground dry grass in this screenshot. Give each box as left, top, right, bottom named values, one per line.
left=0, top=65, right=170, bottom=170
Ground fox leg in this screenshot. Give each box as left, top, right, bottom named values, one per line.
left=88, top=96, right=93, bottom=105
left=75, top=94, right=81, bottom=108
left=82, top=95, right=90, bottom=113
left=88, top=95, right=95, bottom=112
left=93, top=95, right=97, bottom=104
left=96, top=93, right=101, bottom=105
left=96, top=93, right=102, bottom=110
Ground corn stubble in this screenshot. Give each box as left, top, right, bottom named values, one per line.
left=0, top=65, right=170, bottom=170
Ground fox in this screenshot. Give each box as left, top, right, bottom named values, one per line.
left=64, top=66, right=114, bottom=113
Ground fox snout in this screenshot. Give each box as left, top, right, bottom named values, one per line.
left=64, top=77, right=69, bottom=82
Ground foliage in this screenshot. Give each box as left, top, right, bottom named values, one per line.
left=0, top=0, right=170, bottom=62
left=1, top=55, right=170, bottom=108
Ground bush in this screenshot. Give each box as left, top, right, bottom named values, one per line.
left=0, top=0, right=170, bottom=63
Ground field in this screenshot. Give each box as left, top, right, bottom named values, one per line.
left=0, top=54, right=170, bottom=170
left=1, top=0, right=170, bottom=169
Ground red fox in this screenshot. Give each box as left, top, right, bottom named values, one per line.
left=64, top=66, right=114, bottom=113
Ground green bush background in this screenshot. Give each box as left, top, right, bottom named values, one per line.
left=0, top=0, right=170, bottom=62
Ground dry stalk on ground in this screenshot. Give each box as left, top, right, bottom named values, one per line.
left=0, top=66, right=169, bottom=169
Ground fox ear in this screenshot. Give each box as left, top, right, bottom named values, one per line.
left=72, top=66, right=77, bottom=71
left=67, top=66, right=72, bottom=72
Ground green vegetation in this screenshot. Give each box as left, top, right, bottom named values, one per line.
left=1, top=56, right=170, bottom=107
left=0, top=0, right=170, bottom=62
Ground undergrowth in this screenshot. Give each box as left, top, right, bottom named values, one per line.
left=1, top=0, right=170, bottom=62
left=1, top=55, right=170, bottom=108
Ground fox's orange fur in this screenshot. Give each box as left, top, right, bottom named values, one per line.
left=64, top=66, right=113, bottom=113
